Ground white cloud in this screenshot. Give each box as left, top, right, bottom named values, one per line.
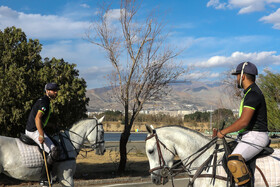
left=80, top=4, right=90, bottom=9
left=228, top=0, right=266, bottom=14
left=207, top=0, right=227, bottom=9
left=183, top=71, right=220, bottom=80
left=81, top=65, right=114, bottom=88
left=207, top=0, right=280, bottom=30
left=104, top=9, right=121, bottom=21
left=267, top=0, right=280, bottom=3
left=193, top=51, right=280, bottom=68
left=41, top=40, right=112, bottom=88
left=41, top=40, right=107, bottom=67
left=207, top=0, right=280, bottom=14
left=260, top=8, right=280, bottom=29
left=0, top=6, right=90, bottom=39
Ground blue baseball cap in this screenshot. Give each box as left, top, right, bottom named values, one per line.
left=45, top=83, right=60, bottom=91
left=231, top=62, right=258, bottom=76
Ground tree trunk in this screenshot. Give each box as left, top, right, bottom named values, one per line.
left=118, top=126, right=130, bottom=174
left=118, top=103, right=131, bottom=174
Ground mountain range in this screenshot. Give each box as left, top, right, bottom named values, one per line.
left=86, top=81, right=239, bottom=112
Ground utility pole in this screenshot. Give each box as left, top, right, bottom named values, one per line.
left=210, top=106, right=212, bottom=135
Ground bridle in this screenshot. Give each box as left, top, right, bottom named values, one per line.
left=85, top=119, right=105, bottom=149
left=145, top=129, right=176, bottom=177
left=59, top=118, right=105, bottom=156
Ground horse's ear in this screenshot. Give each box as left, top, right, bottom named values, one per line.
left=98, top=116, right=105, bottom=124
left=145, top=124, right=153, bottom=133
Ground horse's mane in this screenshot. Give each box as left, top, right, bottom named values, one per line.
left=156, top=125, right=209, bottom=140
left=69, top=118, right=97, bottom=129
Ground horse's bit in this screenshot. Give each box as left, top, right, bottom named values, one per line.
left=145, top=129, right=176, bottom=177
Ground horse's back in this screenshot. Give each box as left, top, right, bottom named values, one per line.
left=0, top=136, right=21, bottom=170
left=0, top=135, right=42, bottom=167
left=0, top=135, right=18, bottom=152
left=255, top=148, right=280, bottom=186
left=0, top=135, right=16, bottom=142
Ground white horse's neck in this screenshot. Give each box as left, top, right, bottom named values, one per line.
left=66, top=119, right=96, bottom=154
left=158, top=126, right=214, bottom=167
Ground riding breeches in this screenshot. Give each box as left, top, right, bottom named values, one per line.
left=232, top=131, right=269, bottom=161
left=25, top=130, right=55, bottom=153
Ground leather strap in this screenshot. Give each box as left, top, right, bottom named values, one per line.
left=256, top=165, right=269, bottom=187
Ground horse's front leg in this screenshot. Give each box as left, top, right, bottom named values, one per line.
left=57, top=160, right=76, bottom=187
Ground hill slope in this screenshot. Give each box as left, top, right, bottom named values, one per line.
left=86, top=81, right=239, bottom=112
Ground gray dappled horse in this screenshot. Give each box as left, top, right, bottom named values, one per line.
left=0, top=117, right=106, bottom=187
left=145, top=125, right=280, bottom=187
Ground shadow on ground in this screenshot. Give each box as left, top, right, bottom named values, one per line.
left=75, top=160, right=150, bottom=180
left=0, top=161, right=150, bottom=186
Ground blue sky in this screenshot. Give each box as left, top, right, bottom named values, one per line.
left=1, top=0, right=280, bottom=89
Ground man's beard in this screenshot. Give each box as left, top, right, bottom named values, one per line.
left=237, top=79, right=242, bottom=89
left=48, top=92, right=57, bottom=99
left=237, top=83, right=241, bottom=89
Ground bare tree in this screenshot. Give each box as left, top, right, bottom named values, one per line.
left=87, top=0, right=184, bottom=174
left=222, top=68, right=242, bottom=109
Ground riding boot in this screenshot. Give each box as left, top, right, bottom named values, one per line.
left=40, top=147, right=59, bottom=187
left=40, top=162, right=51, bottom=187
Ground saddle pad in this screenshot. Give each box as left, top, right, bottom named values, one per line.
left=16, top=138, right=43, bottom=168
left=255, top=148, right=280, bottom=186
left=217, top=148, right=280, bottom=186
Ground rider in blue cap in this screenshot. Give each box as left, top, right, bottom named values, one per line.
left=25, top=83, right=60, bottom=186
left=217, top=62, right=269, bottom=186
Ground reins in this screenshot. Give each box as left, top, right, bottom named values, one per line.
left=145, top=128, right=227, bottom=186
left=55, top=119, right=104, bottom=158
left=147, top=126, right=273, bottom=187
left=171, top=137, right=218, bottom=173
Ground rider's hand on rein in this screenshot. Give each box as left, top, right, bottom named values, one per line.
left=217, top=130, right=226, bottom=139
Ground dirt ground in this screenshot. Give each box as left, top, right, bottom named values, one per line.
left=0, top=142, right=150, bottom=186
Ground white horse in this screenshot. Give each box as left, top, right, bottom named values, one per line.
left=145, top=125, right=280, bottom=187
left=0, top=117, right=106, bottom=187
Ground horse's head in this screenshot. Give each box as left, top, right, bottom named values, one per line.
left=86, top=116, right=106, bottom=155
left=145, top=124, right=176, bottom=185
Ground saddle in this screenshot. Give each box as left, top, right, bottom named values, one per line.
left=19, top=133, right=38, bottom=146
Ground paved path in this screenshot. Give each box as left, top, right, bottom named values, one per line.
left=87, top=178, right=190, bottom=187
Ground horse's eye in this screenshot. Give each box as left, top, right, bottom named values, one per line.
left=148, top=149, right=154, bottom=154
